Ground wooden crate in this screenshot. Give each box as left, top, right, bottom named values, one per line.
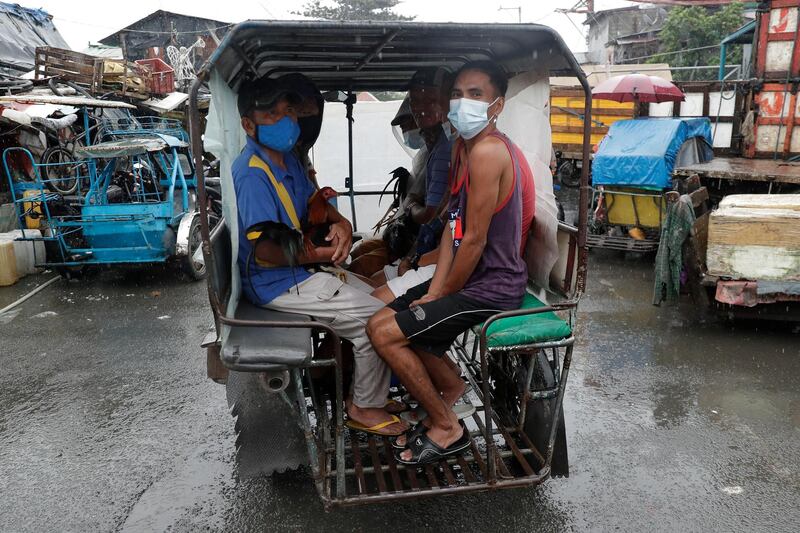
left=706, top=194, right=800, bottom=281
left=34, top=46, right=103, bottom=94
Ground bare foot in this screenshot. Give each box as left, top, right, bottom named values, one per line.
left=348, top=404, right=408, bottom=436
left=348, top=396, right=407, bottom=415
left=400, top=413, right=462, bottom=462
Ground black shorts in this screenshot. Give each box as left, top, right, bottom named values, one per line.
left=388, top=281, right=500, bottom=357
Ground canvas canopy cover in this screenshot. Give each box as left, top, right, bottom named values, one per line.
left=592, top=117, right=713, bottom=190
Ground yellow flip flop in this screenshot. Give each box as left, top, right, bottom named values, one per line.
left=345, top=415, right=405, bottom=436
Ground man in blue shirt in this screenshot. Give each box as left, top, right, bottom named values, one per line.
left=406, top=67, right=453, bottom=227
left=371, top=68, right=454, bottom=296
left=232, top=77, right=406, bottom=437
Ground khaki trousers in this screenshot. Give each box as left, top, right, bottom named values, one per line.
left=264, top=272, right=390, bottom=409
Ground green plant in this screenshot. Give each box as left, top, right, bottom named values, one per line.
left=294, top=0, right=415, bottom=21
left=649, top=2, right=745, bottom=80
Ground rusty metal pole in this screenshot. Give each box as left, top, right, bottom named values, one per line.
left=120, top=31, right=128, bottom=98
left=576, top=78, right=592, bottom=296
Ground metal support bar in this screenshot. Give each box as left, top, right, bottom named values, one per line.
left=345, top=89, right=357, bottom=230
left=292, top=368, right=325, bottom=497
left=545, top=345, right=572, bottom=465
left=355, top=30, right=400, bottom=71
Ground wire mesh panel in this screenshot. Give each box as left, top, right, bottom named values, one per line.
left=99, top=115, right=189, bottom=142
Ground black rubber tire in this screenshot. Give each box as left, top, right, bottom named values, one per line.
left=55, top=265, right=89, bottom=280
left=181, top=215, right=207, bottom=280
left=41, top=146, right=81, bottom=195
left=558, top=160, right=581, bottom=188
left=523, top=350, right=569, bottom=477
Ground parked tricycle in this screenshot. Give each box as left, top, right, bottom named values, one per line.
left=2, top=96, right=205, bottom=279
left=190, top=20, right=592, bottom=508
left=588, top=117, right=714, bottom=252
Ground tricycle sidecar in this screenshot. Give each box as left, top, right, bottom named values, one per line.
left=190, top=20, right=593, bottom=508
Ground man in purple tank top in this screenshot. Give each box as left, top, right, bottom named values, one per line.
left=367, top=61, right=528, bottom=465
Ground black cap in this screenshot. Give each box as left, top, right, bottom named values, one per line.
left=407, top=67, right=450, bottom=90
left=237, top=77, right=302, bottom=117
left=278, top=72, right=321, bottom=99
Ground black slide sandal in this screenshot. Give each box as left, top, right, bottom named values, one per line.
left=394, top=425, right=470, bottom=466
left=389, top=422, right=427, bottom=450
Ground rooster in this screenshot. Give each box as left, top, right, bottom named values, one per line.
left=304, top=186, right=339, bottom=251
left=248, top=187, right=339, bottom=268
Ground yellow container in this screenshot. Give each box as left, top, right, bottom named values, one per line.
left=604, top=188, right=666, bottom=229
left=0, top=239, right=19, bottom=286
left=22, top=189, right=42, bottom=229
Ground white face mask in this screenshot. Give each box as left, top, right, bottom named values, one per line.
left=441, top=120, right=458, bottom=142
left=402, top=128, right=425, bottom=150
left=447, top=97, right=499, bottom=140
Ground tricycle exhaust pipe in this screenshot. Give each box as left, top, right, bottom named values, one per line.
left=258, top=370, right=290, bottom=393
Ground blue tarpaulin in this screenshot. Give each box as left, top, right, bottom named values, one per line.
left=592, top=118, right=713, bottom=190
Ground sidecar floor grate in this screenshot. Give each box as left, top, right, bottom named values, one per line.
left=324, top=407, right=549, bottom=506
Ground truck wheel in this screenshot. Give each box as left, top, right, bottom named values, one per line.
left=523, top=350, right=569, bottom=477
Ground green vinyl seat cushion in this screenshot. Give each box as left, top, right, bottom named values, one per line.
left=479, top=293, right=572, bottom=348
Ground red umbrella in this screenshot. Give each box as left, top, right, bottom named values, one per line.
left=591, top=74, right=685, bottom=103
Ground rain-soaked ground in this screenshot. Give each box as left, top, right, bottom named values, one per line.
left=2, top=226, right=799, bottom=531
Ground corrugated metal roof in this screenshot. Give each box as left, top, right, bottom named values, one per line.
left=99, top=9, right=231, bottom=47
left=83, top=43, right=123, bottom=59
left=200, top=21, right=586, bottom=92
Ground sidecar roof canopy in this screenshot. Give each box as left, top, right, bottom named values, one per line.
left=201, top=21, right=586, bottom=91
left=0, top=94, right=136, bottom=109
left=74, top=134, right=186, bottom=159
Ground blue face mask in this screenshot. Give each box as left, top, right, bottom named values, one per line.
left=256, top=116, right=301, bottom=152
left=447, top=97, right=500, bottom=140
left=402, top=128, right=425, bottom=150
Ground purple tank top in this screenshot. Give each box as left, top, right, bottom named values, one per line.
left=447, top=132, right=527, bottom=309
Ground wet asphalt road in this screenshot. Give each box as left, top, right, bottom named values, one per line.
left=2, top=252, right=799, bottom=531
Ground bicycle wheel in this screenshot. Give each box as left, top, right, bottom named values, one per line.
left=41, top=146, right=80, bottom=195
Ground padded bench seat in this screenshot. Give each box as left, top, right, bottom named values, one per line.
left=221, top=301, right=313, bottom=369
left=478, top=293, right=572, bottom=349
